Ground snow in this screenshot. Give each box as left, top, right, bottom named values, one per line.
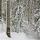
left=11, top=32, right=27, bottom=40
left=0, top=32, right=36, bottom=40
left=0, top=22, right=3, bottom=32
left=0, top=22, right=6, bottom=32
left=0, top=22, right=36, bottom=40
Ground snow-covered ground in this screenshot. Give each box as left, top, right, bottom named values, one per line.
left=0, top=22, right=36, bottom=40
left=0, top=22, right=6, bottom=32
left=0, top=32, right=36, bottom=40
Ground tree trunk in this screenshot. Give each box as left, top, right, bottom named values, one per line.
left=6, top=0, right=11, bottom=37
left=0, top=0, right=2, bottom=20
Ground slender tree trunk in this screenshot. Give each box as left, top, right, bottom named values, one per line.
left=6, top=0, right=11, bottom=37
left=0, top=0, right=2, bottom=20
left=28, top=0, right=30, bottom=24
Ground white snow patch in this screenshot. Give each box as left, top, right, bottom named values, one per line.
left=0, top=22, right=36, bottom=40
left=0, top=32, right=36, bottom=40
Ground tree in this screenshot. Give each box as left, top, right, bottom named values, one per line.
left=6, top=0, right=11, bottom=37
left=0, top=0, right=2, bottom=19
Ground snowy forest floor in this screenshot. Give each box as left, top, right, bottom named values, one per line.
left=0, top=32, right=37, bottom=40
left=0, top=22, right=38, bottom=40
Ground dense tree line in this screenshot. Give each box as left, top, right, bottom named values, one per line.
left=1, top=0, right=40, bottom=39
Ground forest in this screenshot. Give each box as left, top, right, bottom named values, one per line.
left=0, top=0, right=40, bottom=39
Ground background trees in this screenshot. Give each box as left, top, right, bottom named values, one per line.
left=1, top=0, right=40, bottom=39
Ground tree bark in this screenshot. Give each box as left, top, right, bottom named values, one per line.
left=6, top=0, right=11, bottom=37
left=0, top=0, right=2, bottom=19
